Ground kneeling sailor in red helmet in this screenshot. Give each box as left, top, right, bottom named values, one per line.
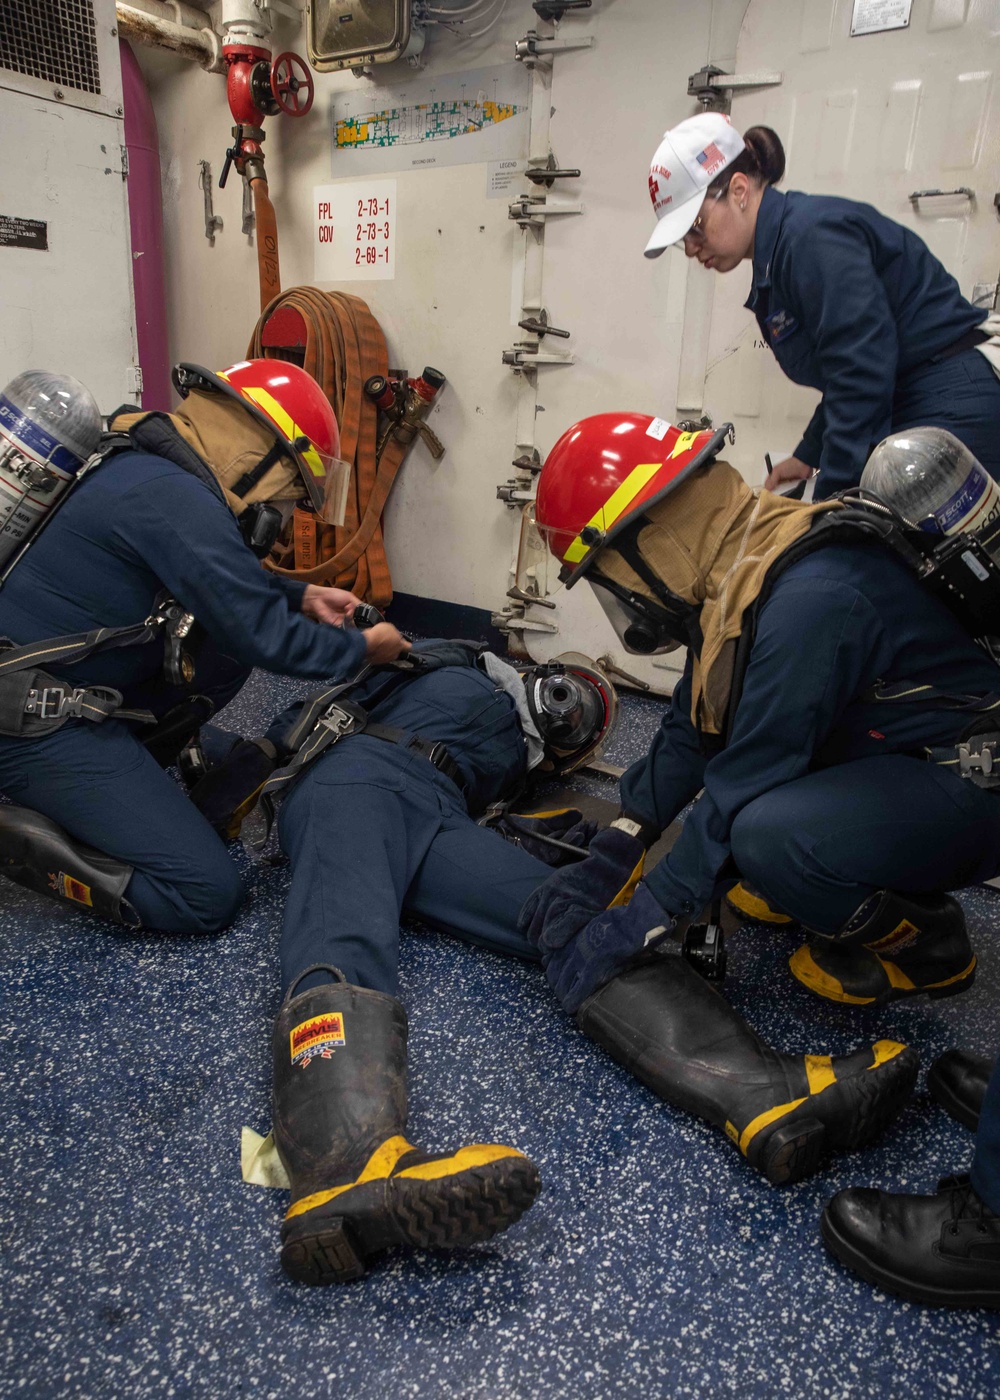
left=0, top=360, right=407, bottom=935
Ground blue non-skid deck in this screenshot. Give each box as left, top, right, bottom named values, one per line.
left=1, top=671, right=997, bottom=1398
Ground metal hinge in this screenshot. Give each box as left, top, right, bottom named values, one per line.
left=492, top=605, right=559, bottom=635
left=687, top=65, right=782, bottom=114
left=514, top=29, right=595, bottom=67
left=501, top=344, right=575, bottom=370
left=120, top=146, right=129, bottom=179
left=127, top=365, right=144, bottom=397
left=508, top=194, right=583, bottom=228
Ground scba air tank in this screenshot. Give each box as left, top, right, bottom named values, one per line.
left=861, top=427, right=1000, bottom=561
left=0, top=371, right=102, bottom=568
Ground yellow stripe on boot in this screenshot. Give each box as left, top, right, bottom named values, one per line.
left=727, top=882, right=795, bottom=925
left=730, top=1040, right=910, bottom=1159
left=285, top=1135, right=529, bottom=1220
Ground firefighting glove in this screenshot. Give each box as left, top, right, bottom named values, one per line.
left=492, top=808, right=601, bottom=867
left=189, top=738, right=279, bottom=840
left=518, top=826, right=646, bottom=953
left=545, top=882, right=677, bottom=1014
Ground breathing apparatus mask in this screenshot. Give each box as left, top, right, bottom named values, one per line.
left=521, top=655, right=616, bottom=773
left=586, top=518, right=702, bottom=655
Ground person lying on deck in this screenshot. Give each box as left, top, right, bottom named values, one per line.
left=194, top=638, right=917, bottom=1287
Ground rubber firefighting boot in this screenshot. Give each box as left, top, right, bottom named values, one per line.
left=726, top=881, right=797, bottom=928
left=273, top=966, right=542, bottom=1286
left=0, top=804, right=139, bottom=926
left=576, top=945, right=918, bottom=1185
left=789, top=890, right=976, bottom=1006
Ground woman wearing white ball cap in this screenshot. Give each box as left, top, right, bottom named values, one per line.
left=644, top=112, right=1000, bottom=500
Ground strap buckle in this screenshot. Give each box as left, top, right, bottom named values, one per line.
left=319, top=703, right=358, bottom=739
left=25, top=686, right=87, bottom=720
left=958, top=738, right=1000, bottom=780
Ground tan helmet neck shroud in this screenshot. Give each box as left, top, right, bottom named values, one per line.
left=597, top=460, right=841, bottom=733
left=113, top=390, right=302, bottom=517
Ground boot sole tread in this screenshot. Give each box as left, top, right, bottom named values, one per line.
left=281, top=1156, right=542, bottom=1286
left=749, top=1047, right=919, bottom=1186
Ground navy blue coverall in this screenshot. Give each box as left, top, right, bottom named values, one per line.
left=0, top=446, right=367, bottom=933
left=621, top=542, right=1000, bottom=930
left=748, top=185, right=1000, bottom=497
left=619, top=540, right=1000, bottom=1210
left=270, top=660, right=547, bottom=997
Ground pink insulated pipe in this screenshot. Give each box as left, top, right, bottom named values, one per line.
left=119, top=39, right=172, bottom=410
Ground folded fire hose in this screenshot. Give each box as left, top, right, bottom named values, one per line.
left=247, top=287, right=443, bottom=607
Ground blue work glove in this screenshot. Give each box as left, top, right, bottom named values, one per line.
left=518, top=826, right=646, bottom=952
left=545, top=882, right=677, bottom=1014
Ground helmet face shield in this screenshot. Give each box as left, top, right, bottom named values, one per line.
left=302, top=443, right=351, bottom=526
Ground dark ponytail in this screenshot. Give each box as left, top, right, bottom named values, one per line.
left=708, top=125, right=785, bottom=193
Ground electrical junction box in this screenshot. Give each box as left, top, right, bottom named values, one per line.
left=0, top=0, right=138, bottom=410
left=308, top=0, right=415, bottom=72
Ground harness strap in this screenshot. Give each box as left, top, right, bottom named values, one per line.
left=0, top=665, right=156, bottom=738
left=0, top=616, right=163, bottom=679
left=863, top=681, right=1000, bottom=712
left=247, top=687, right=467, bottom=848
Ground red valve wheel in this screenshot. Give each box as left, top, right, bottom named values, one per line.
left=270, top=52, right=314, bottom=117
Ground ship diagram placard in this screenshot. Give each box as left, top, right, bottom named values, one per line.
left=329, top=63, right=529, bottom=176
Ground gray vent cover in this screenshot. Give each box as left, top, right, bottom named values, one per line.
left=0, top=0, right=102, bottom=95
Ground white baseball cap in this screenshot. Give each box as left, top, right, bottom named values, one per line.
left=644, top=112, right=745, bottom=258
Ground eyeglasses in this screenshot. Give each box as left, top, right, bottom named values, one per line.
left=681, top=187, right=728, bottom=245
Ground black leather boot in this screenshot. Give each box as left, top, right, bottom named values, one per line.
left=928, top=1050, right=994, bottom=1131
left=0, top=804, right=139, bottom=926
left=576, top=946, right=918, bottom=1185
left=789, top=890, right=976, bottom=1006
left=273, top=966, right=542, bottom=1286
left=822, top=1175, right=1000, bottom=1308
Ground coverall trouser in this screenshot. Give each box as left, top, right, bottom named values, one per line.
left=729, top=755, right=1000, bottom=932
left=276, top=736, right=547, bottom=996
left=0, top=656, right=249, bottom=933
left=732, top=753, right=1000, bottom=1210
left=972, top=1059, right=1000, bottom=1213
left=892, top=348, right=1000, bottom=481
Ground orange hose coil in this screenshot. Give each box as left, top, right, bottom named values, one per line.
left=248, top=286, right=406, bottom=606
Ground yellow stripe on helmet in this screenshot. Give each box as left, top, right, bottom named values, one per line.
left=234, top=383, right=327, bottom=480
left=563, top=461, right=662, bottom=565
left=668, top=430, right=699, bottom=459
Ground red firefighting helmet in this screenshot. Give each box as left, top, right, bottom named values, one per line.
left=172, top=359, right=346, bottom=521
left=535, top=412, right=731, bottom=586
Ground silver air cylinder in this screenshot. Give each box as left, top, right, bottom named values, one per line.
left=0, top=371, right=102, bottom=567
left=861, top=427, right=1000, bottom=561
